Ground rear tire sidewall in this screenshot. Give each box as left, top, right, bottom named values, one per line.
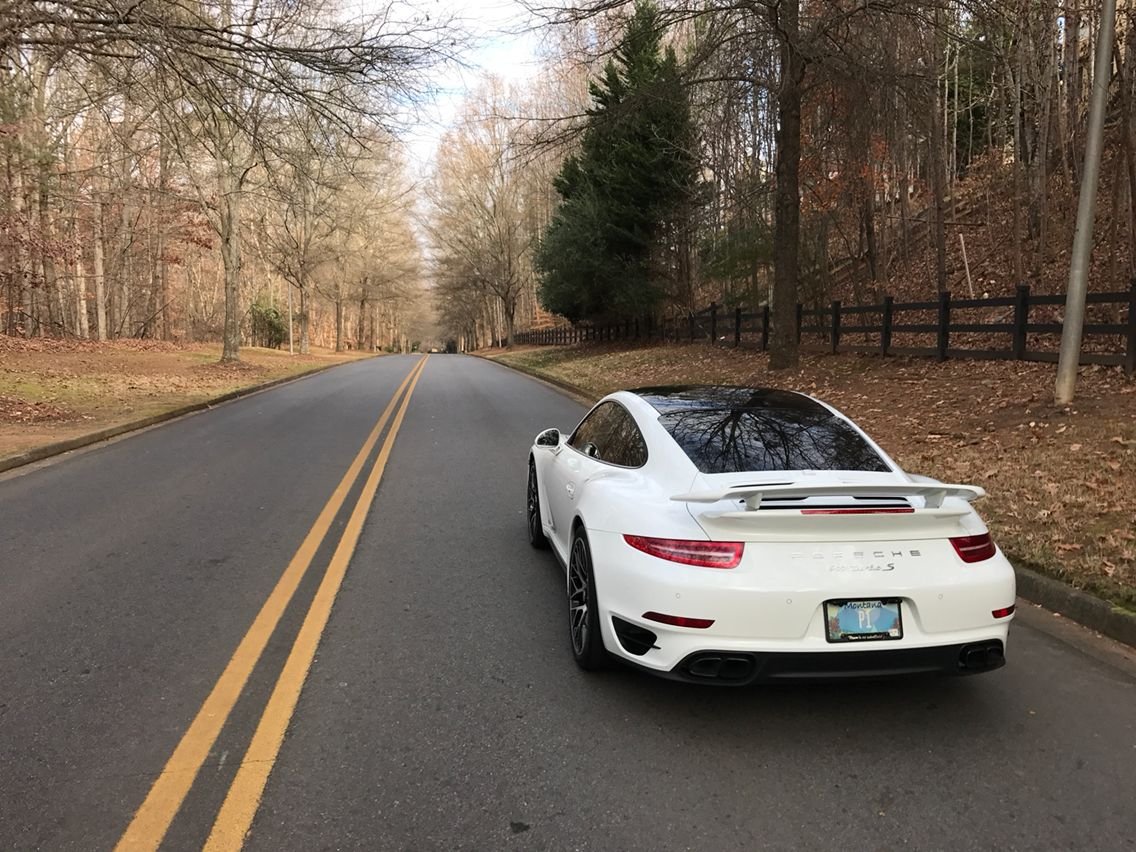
left=527, top=459, right=549, bottom=550
left=568, top=528, right=607, bottom=670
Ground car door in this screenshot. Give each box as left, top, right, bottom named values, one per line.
left=545, top=402, right=647, bottom=557
left=544, top=403, right=613, bottom=557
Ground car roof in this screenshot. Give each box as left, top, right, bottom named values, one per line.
left=627, top=385, right=827, bottom=416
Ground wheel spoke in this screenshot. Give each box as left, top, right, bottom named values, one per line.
left=569, top=538, right=591, bottom=654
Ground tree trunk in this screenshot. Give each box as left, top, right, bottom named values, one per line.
left=39, top=185, right=60, bottom=335
left=769, top=0, right=804, bottom=371
left=299, top=285, right=310, bottom=354
left=153, top=131, right=169, bottom=339
left=1065, top=5, right=1081, bottom=182
left=219, top=167, right=242, bottom=362
left=1010, top=60, right=1026, bottom=283
left=94, top=202, right=108, bottom=341
left=929, top=11, right=949, bottom=293
left=76, top=252, right=90, bottom=339
left=1117, top=25, right=1136, bottom=279
left=334, top=280, right=345, bottom=352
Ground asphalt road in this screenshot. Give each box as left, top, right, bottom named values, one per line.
left=1, top=354, right=1134, bottom=851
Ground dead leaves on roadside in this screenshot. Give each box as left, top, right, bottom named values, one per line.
left=0, top=394, right=77, bottom=424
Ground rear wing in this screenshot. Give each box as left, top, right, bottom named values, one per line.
left=670, top=482, right=985, bottom=511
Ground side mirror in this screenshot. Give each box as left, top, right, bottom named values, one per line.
left=535, top=428, right=561, bottom=448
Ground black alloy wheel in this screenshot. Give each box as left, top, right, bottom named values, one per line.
left=527, top=460, right=549, bottom=549
left=567, top=528, right=607, bottom=670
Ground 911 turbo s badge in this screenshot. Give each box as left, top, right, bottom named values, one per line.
left=791, top=549, right=924, bottom=573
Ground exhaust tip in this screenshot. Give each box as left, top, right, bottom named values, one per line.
left=958, top=641, right=1006, bottom=672
left=683, top=653, right=756, bottom=682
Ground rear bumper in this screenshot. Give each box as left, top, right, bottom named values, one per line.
left=625, top=640, right=1006, bottom=685
left=590, top=529, right=1016, bottom=673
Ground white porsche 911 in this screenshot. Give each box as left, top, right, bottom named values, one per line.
left=526, top=386, right=1016, bottom=683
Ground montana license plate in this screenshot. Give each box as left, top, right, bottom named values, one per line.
left=824, top=599, right=903, bottom=643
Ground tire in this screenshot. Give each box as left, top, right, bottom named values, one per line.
left=527, top=459, right=549, bottom=550
left=567, top=528, right=607, bottom=670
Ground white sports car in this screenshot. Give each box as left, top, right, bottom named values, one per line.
left=526, top=386, right=1016, bottom=683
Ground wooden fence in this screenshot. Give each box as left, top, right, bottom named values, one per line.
left=515, top=281, right=1136, bottom=377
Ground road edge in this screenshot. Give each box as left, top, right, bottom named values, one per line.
left=482, top=350, right=1136, bottom=651
left=472, top=351, right=598, bottom=405
left=0, top=359, right=361, bottom=475
left=1014, top=564, right=1136, bottom=648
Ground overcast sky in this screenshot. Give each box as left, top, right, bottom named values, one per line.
left=397, top=0, right=544, bottom=178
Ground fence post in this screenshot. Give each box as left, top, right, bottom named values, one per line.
left=1013, top=283, right=1030, bottom=360
left=761, top=305, right=770, bottom=351
left=795, top=303, right=803, bottom=344
left=1126, top=278, right=1136, bottom=377
left=937, top=290, right=951, bottom=361
left=831, top=300, right=841, bottom=354
left=734, top=306, right=742, bottom=347
left=881, top=295, right=894, bottom=356
left=688, top=311, right=695, bottom=341
left=710, top=302, right=718, bottom=343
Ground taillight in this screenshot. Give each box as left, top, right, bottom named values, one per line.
left=992, top=604, right=1015, bottom=619
left=623, top=535, right=744, bottom=569
left=951, top=533, right=997, bottom=563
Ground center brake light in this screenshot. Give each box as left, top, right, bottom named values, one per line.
left=799, top=507, right=915, bottom=515
left=624, top=535, right=743, bottom=569
left=950, top=533, right=997, bottom=563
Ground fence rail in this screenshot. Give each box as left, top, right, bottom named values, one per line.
left=514, top=281, right=1136, bottom=377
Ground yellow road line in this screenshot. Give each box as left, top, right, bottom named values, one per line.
left=203, top=355, right=429, bottom=851
left=115, top=356, right=427, bottom=852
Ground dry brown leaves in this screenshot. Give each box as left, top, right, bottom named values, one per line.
left=0, top=394, right=77, bottom=424
left=0, top=336, right=181, bottom=355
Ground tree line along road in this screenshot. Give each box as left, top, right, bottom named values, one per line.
left=1, top=354, right=1134, bottom=850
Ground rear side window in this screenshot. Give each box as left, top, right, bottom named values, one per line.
left=658, top=407, right=889, bottom=474
left=570, top=402, right=648, bottom=467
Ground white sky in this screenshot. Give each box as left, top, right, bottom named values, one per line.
left=396, top=0, right=545, bottom=180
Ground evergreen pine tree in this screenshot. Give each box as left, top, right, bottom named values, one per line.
left=536, top=0, right=697, bottom=322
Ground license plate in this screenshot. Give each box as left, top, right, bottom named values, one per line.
left=824, top=599, right=903, bottom=643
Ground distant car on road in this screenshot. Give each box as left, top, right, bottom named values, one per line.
left=526, top=386, right=1015, bottom=683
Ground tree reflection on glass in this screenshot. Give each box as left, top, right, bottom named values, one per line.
left=659, top=393, right=888, bottom=474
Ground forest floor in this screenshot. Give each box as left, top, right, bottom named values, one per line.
left=489, top=343, right=1136, bottom=611
left=0, top=337, right=371, bottom=461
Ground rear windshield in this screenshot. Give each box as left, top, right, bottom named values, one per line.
left=658, top=408, right=890, bottom=474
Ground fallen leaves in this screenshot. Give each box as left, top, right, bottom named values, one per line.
left=0, top=394, right=75, bottom=424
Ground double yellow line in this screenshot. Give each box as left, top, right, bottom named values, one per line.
left=117, top=356, right=429, bottom=851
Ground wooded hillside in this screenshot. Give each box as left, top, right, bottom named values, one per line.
left=430, top=0, right=1136, bottom=373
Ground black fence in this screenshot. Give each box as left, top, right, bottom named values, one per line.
left=515, top=281, right=1136, bottom=376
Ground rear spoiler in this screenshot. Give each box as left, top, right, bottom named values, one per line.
left=670, top=482, right=985, bottom=511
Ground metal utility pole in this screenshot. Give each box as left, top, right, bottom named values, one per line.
left=1056, top=0, right=1117, bottom=404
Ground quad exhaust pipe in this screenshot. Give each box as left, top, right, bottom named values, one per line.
left=958, top=641, right=1005, bottom=672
